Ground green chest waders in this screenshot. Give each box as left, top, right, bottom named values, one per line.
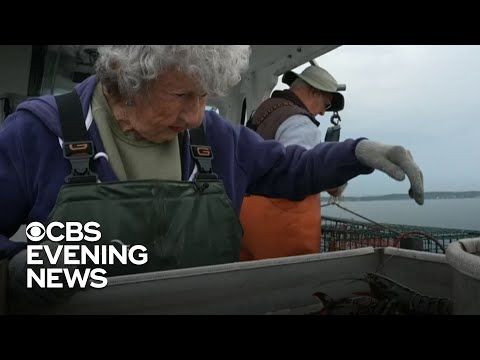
left=47, top=91, right=243, bottom=277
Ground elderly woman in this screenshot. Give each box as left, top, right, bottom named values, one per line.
left=1, top=45, right=423, bottom=304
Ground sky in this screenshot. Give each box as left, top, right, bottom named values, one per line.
left=273, top=45, right=480, bottom=197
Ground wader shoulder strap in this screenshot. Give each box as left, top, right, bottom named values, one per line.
left=189, top=124, right=218, bottom=180
left=54, top=90, right=98, bottom=184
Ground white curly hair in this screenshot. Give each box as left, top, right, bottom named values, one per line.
left=95, top=45, right=251, bottom=98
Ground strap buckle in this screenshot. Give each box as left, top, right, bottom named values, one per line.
left=63, top=141, right=98, bottom=184
left=190, top=145, right=218, bottom=180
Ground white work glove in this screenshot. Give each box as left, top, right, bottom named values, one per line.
left=355, top=140, right=424, bottom=205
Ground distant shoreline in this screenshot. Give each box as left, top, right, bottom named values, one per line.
left=321, top=191, right=480, bottom=202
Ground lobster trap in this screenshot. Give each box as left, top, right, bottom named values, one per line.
left=321, top=215, right=480, bottom=254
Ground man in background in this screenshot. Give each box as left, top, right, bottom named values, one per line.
left=240, top=65, right=347, bottom=260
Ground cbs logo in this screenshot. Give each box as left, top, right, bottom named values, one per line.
left=25, top=221, right=101, bottom=242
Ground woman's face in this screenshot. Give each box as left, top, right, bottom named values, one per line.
left=126, top=68, right=208, bottom=143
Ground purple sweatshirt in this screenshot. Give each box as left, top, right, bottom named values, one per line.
left=0, top=75, right=373, bottom=259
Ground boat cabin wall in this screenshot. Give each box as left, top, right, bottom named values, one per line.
left=0, top=45, right=95, bottom=124
left=0, top=45, right=33, bottom=123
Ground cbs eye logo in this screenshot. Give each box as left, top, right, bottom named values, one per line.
left=25, top=221, right=102, bottom=242
left=25, top=222, right=46, bottom=241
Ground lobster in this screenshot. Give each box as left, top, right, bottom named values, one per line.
left=311, top=272, right=453, bottom=315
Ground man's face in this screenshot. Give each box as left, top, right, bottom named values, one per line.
left=315, top=91, right=333, bottom=116
left=127, top=68, right=208, bottom=143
